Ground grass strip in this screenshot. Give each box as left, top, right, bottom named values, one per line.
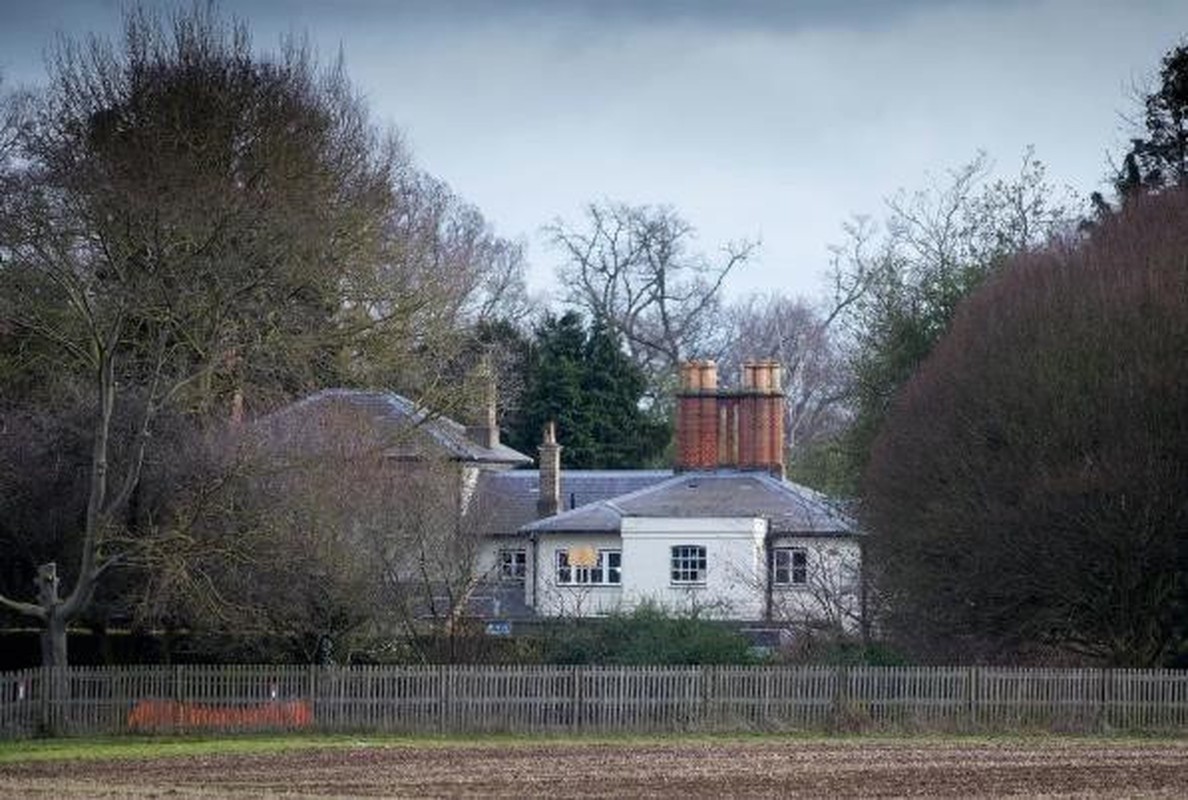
left=1, top=730, right=1181, bottom=764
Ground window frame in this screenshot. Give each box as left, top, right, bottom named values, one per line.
left=498, top=548, right=527, bottom=581
left=670, top=544, right=708, bottom=585
left=772, top=546, right=808, bottom=587
left=555, top=548, right=622, bottom=586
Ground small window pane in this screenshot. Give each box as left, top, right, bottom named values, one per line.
left=774, top=547, right=808, bottom=586
left=500, top=549, right=527, bottom=580
left=607, top=551, right=622, bottom=584
left=671, top=545, right=707, bottom=584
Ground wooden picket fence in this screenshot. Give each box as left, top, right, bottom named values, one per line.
left=2, top=664, right=1187, bottom=738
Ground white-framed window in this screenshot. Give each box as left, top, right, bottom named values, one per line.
left=773, top=547, right=808, bottom=586
left=556, top=548, right=621, bottom=586
left=499, top=548, right=527, bottom=581
left=670, top=545, right=707, bottom=584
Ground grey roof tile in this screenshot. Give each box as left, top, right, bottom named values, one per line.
left=259, top=388, right=532, bottom=466
left=471, top=470, right=672, bottom=536
left=521, top=471, right=855, bottom=536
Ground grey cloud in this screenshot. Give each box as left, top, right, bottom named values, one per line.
left=234, top=0, right=1000, bottom=34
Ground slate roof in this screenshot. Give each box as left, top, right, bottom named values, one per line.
left=258, top=388, right=532, bottom=466
left=471, top=470, right=672, bottom=536
left=520, top=471, right=854, bottom=536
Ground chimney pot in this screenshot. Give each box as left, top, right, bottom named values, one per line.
left=700, top=360, right=718, bottom=391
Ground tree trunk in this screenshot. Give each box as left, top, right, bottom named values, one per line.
left=35, top=562, right=69, bottom=668
left=40, top=613, right=68, bottom=669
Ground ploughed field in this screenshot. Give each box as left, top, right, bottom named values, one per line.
left=2, top=737, right=1187, bottom=798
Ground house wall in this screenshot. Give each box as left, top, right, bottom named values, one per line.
left=517, top=524, right=861, bottom=626
left=620, top=517, right=768, bottom=620
left=769, top=537, right=863, bottom=633
left=474, top=538, right=512, bottom=580
left=531, top=533, right=625, bottom=617
left=459, top=465, right=481, bottom=514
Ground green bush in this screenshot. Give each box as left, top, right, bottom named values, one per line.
left=538, top=604, right=757, bottom=665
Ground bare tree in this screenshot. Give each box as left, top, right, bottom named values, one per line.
left=547, top=202, right=756, bottom=390
left=0, top=6, right=445, bottom=666
left=144, top=395, right=495, bottom=664
left=386, top=167, right=532, bottom=331
left=825, top=151, right=1078, bottom=491
left=720, top=294, right=851, bottom=455
left=767, top=544, right=864, bottom=641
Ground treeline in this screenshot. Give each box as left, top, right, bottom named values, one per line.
left=0, top=5, right=542, bottom=666
left=857, top=42, right=1188, bottom=668
left=0, top=4, right=810, bottom=666
left=2, top=2, right=1186, bottom=669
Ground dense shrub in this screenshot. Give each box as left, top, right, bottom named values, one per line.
left=864, top=189, right=1188, bottom=666
left=538, top=605, right=757, bottom=665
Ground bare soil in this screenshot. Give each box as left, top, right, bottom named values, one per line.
left=2, top=738, right=1187, bottom=798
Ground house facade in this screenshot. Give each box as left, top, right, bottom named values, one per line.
left=472, top=360, right=860, bottom=631
left=267, top=360, right=859, bottom=632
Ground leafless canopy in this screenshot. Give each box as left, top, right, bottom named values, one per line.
left=547, top=201, right=756, bottom=387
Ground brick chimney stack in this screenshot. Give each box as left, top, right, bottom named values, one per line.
left=676, top=360, right=719, bottom=470
left=537, top=420, right=562, bottom=518
left=674, top=359, right=785, bottom=478
left=465, top=355, right=500, bottom=449
left=738, top=360, right=785, bottom=479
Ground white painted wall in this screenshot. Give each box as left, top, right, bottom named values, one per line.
left=474, top=538, right=520, bottom=581
left=769, top=537, right=863, bottom=633
left=520, top=525, right=861, bottom=627
left=530, top=533, right=625, bottom=617
left=619, top=517, right=767, bottom=620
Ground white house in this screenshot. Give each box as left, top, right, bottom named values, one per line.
left=265, top=360, right=860, bottom=631
left=471, top=360, right=861, bottom=631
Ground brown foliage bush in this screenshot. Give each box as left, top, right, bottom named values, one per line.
left=864, top=189, right=1188, bottom=666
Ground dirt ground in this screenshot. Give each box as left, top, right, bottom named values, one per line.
left=2, top=738, right=1187, bottom=798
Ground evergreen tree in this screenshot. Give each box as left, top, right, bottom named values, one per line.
left=1114, top=40, right=1188, bottom=198
left=507, top=312, right=669, bottom=469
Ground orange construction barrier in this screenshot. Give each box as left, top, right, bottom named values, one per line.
left=127, top=698, right=313, bottom=732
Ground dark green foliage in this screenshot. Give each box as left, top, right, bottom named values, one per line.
left=777, top=635, right=908, bottom=667
left=538, top=604, right=756, bottom=665
left=863, top=189, right=1188, bottom=667
left=505, top=312, right=669, bottom=469
left=1114, top=40, right=1188, bottom=197
left=784, top=438, right=854, bottom=498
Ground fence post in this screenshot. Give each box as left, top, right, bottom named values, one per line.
left=966, top=666, right=978, bottom=732
left=306, top=665, right=317, bottom=732
left=37, top=666, right=48, bottom=736
left=831, top=662, right=850, bottom=732
left=699, top=666, right=709, bottom=731
left=1097, top=668, right=1110, bottom=733
left=570, top=665, right=583, bottom=733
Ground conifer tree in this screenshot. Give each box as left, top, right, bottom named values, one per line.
left=507, top=312, right=669, bottom=469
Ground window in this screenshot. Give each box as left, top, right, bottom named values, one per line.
left=556, top=548, right=621, bottom=586
left=670, top=545, right=707, bottom=584
left=773, top=547, right=808, bottom=586
left=499, top=548, right=527, bottom=581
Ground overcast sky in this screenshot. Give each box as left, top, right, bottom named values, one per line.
left=2, top=0, right=1186, bottom=302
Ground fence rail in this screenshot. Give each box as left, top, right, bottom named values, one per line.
left=2, top=664, right=1187, bottom=738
